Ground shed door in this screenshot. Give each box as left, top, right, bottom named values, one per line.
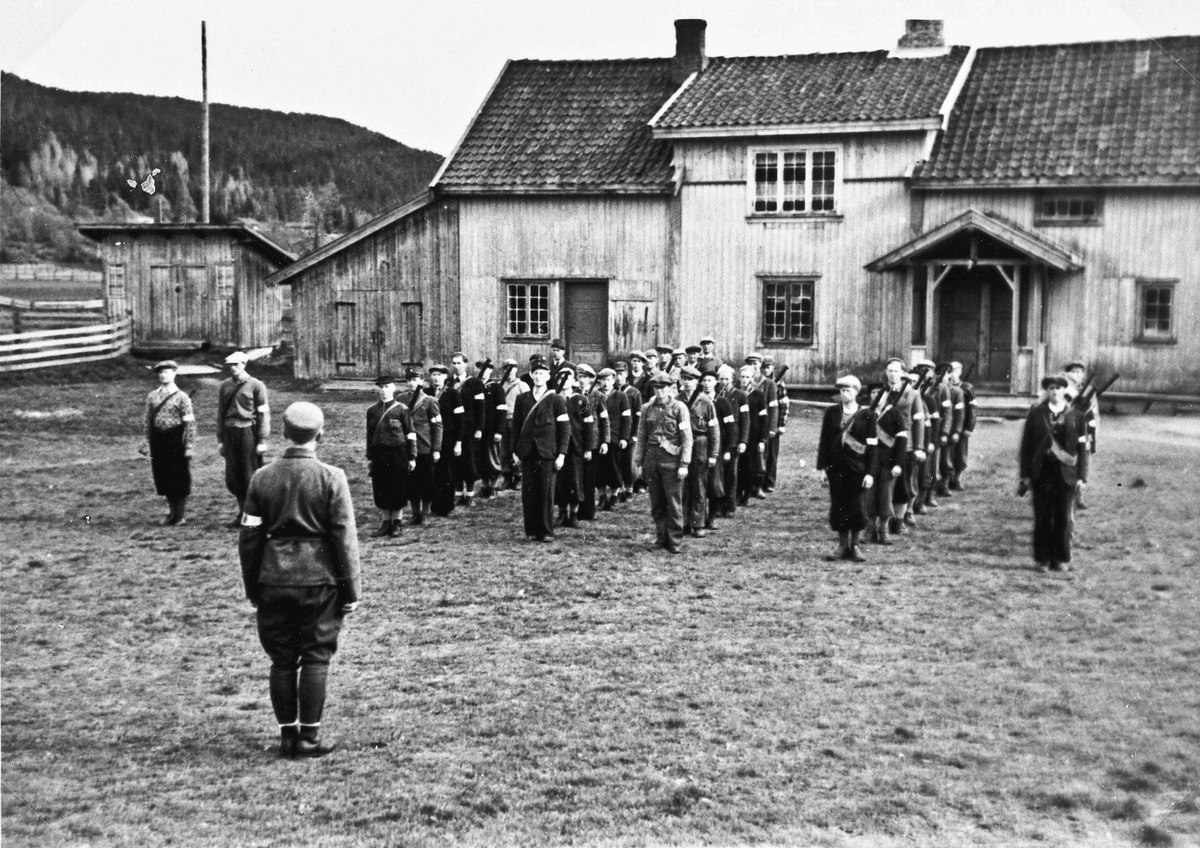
left=148, top=264, right=205, bottom=341
left=180, top=265, right=206, bottom=339
left=563, top=281, right=608, bottom=364
left=148, top=265, right=174, bottom=340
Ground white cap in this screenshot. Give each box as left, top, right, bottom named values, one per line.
left=835, top=375, right=862, bottom=390
left=224, top=351, right=250, bottom=365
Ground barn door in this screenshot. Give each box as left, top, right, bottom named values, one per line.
left=334, top=291, right=388, bottom=377
left=562, top=281, right=608, bottom=365
left=148, top=265, right=175, bottom=340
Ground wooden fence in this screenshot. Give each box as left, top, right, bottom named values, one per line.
left=0, top=264, right=103, bottom=283
left=0, top=295, right=108, bottom=335
left=0, top=315, right=132, bottom=372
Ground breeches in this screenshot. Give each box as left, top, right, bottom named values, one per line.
left=865, top=471, right=895, bottom=519
left=827, top=463, right=868, bottom=533
left=150, top=425, right=191, bottom=498
left=256, top=584, right=343, bottom=670
left=1031, top=475, right=1075, bottom=563
left=223, top=426, right=260, bottom=504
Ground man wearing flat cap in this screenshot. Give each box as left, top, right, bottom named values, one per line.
left=428, top=364, right=462, bottom=517
left=143, top=360, right=195, bottom=525
left=696, top=337, right=723, bottom=373
left=217, top=351, right=270, bottom=527
left=679, top=365, right=719, bottom=537
left=549, top=339, right=568, bottom=383
left=634, top=371, right=693, bottom=553
left=498, top=359, right=528, bottom=491
left=403, top=368, right=442, bottom=525
left=478, top=359, right=507, bottom=498
left=1064, top=360, right=1098, bottom=509
left=1019, top=375, right=1090, bottom=573
left=365, top=375, right=416, bottom=537
left=239, top=402, right=360, bottom=758
left=816, top=375, right=877, bottom=562
left=511, top=355, right=570, bottom=541
left=616, top=359, right=644, bottom=500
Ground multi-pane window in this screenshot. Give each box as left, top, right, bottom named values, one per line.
left=215, top=264, right=235, bottom=299
left=1038, top=191, right=1100, bottom=222
left=1138, top=281, right=1175, bottom=341
left=762, top=280, right=815, bottom=344
left=753, top=148, right=837, bottom=214
left=506, top=282, right=550, bottom=338
left=107, top=264, right=126, bottom=299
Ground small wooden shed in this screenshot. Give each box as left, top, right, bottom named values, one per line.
left=77, top=223, right=297, bottom=350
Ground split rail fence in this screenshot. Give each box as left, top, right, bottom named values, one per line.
left=0, top=296, right=131, bottom=372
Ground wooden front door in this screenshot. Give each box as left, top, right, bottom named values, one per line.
left=562, top=281, right=608, bottom=364
left=333, top=291, right=424, bottom=378
left=937, top=268, right=1013, bottom=385
left=148, top=264, right=205, bottom=340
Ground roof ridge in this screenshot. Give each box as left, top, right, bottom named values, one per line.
left=975, top=34, right=1200, bottom=52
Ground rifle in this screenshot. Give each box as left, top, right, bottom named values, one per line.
left=773, top=364, right=789, bottom=384
left=500, top=363, right=517, bottom=385
left=477, top=357, right=494, bottom=379
left=687, top=382, right=704, bottom=407
left=1075, top=373, right=1118, bottom=409
left=1072, top=372, right=1094, bottom=402
left=554, top=368, right=572, bottom=394
left=961, top=362, right=976, bottom=383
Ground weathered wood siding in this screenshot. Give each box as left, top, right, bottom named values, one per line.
left=675, top=133, right=927, bottom=384
left=94, top=232, right=284, bottom=348
left=289, top=199, right=460, bottom=381
left=920, top=189, right=1200, bottom=392
left=456, top=195, right=675, bottom=366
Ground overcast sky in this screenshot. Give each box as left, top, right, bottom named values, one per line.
left=3, top=0, right=1197, bottom=156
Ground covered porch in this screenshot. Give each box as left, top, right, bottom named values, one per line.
left=868, top=209, right=1083, bottom=395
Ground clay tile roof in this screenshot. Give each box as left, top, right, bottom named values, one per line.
left=435, top=59, right=676, bottom=194
left=917, top=36, right=1200, bottom=186
left=653, top=47, right=970, bottom=131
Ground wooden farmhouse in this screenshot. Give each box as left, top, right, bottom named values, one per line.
left=273, top=21, right=1199, bottom=396
left=78, top=223, right=296, bottom=350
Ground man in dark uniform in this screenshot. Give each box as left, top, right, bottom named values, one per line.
left=703, top=367, right=733, bottom=528
left=597, top=367, right=631, bottom=511
left=498, top=359, right=527, bottom=491
left=143, top=360, right=196, bottom=526
left=365, top=375, right=416, bottom=537
left=937, top=364, right=966, bottom=498
left=634, top=371, right=693, bottom=553
left=555, top=364, right=596, bottom=528
left=680, top=366, right=719, bottom=537
left=239, top=402, right=360, bottom=758
left=1019, top=374, right=1090, bottom=572
left=697, top=336, right=723, bottom=373
left=549, top=339, right=568, bottom=383
left=576, top=363, right=609, bottom=520
left=615, top=361, right=642, bottom=502
left=478, top=359, right=507, bottom=498
left=890, top=362, right=927, bottom=533
left=947, top=360, right=976, bottom=491
left=450, top=352, right=485, bottom=506
left=747, top=353, right=780, bottom=494
left=217, top=351, right=270, bottom=527
left=863, top=382, right=905, bottom=546
left=717, top=364, right=749, bottom=517
left=736, top=364, right=768, bottom=505
left=403, top=368, right=442, bottom=525
left=1064, top=360, right=1097, bottom=510
left=920, top=362, right=949, bottom=510
left=429, top=364, right=462, bottom=517
left=816, top=376, right=878, bottom=562
left=876, top=358, right=916, bottom=537
left=511, top=356, right=570, bottom=542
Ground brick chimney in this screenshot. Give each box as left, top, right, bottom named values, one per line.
left=890, top=19, right=950, bottom=58
left=671, top=19, right=708, bottom=86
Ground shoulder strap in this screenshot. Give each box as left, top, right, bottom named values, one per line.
left=219, top=381, right=243, bottom=422
left=371, top=400, right=399, bottom=444
left=151, top=388, right=180, bottom=422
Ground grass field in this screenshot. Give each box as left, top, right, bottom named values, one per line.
left=2, top=365, right=1198, bottom=847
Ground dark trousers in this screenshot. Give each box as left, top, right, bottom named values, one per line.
left=865, top=472, right=895, bottom=519
left=256, top=584, right=343, bottom=726
left=921, top=445, right=941, bottom=492
left=150, top=425, right=191, bottom=499
left=736, top=445, right=762, bottom=501
left=520, top=457, right=556, bottom=538
left=682, top=438, right=708, bottom=530
left=555, top=452, right=584, bottom=508
left=895, top=452, right=919, bottom=505
left=764, top=433, right=780, bottom=488
left=953, top=435, right=970, bottom=473
left=370, top=446, right=409, bottom=510
left=432, top=455, right=456, bottom=515
left=721, top=451, right=739, bottom=515
left=1031, top=473, right=1076, bottom=563
left=453, top=439, right=479, bottom=490
left=619, top=442, right=636, bottom=490
left=827, top=463, right=868, bottom=533
left=645, top=453, right=684, bottom=549
left=408, top=453, right=434, bottom=509
left=223, top=425, right=260, bottom=507
left=577, top=455, right=598, bottom=520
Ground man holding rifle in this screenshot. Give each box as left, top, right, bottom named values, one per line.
left=1065, top=361, right=1099, bottom=510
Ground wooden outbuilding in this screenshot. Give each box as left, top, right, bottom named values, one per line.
left=77, top=223, right=296, bottom=350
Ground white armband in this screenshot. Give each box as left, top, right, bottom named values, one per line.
left=556, top=414, right=570, bottom=422
left=241, top=514, right=263, bottom=527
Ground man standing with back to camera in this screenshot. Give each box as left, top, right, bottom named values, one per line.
left=239, top=402, right=360, bottom=759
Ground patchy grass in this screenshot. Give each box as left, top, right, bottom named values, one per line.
left=2, top=378, right=1199, bottom=847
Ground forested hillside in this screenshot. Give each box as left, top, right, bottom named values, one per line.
left=0, top=72, right=444, bottom=258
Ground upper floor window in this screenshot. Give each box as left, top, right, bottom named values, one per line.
left=752, top=148, right=839, bottom=215
left=1137, top=279, right=1176, bottom=343
left=1037, top=191, right=1100, bottom=224
left=506, top=282, right=550, bottom=338
left=107, top=264, right=126, bottom=299
left=761, top=278, right=816, bottom=345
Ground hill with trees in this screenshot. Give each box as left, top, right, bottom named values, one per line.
left=0, top=71, right=444, bottom=260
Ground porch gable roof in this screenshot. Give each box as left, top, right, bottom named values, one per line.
left=865, top=209, right=1083, bottom=272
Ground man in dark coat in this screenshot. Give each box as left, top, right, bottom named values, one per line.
left=429, top=364, right=462, bottom=516
left=217, top=350, right=270, bottom=527
left=143, top=360, right=195, bottom=526
left=403, top=368, right=442, bottom=525
left=554, top=364, right=597, bottom=528
left=736, top=364, right=768, bottom=506
left=717, top=364, right=749, bottom=517
left=614, top=361, right=642, bottom=502
left=511, top=356, right=570, bottom=542
left=816, top=375, right=878, bottom=562
left=239, top=402, right=360, bottom=758
left=478, top=359, right=507, bottom=497
left=597, top=367, right=631, bottom=510
left=450, top=352, right=485, bottom=506
left=365, top=374, right=416, bottom=537
left=1019, top=374, right=1090, bottom=573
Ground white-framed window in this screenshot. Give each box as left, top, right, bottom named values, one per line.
left=1037, top=190, right=1101, bottom=224
left=751, top=147, right=839, bottom=215
left=761, top=278, right=816, bottom=345
left=107, top=263, right=126, bottom=299
left=214, top=264, right=235, bottom=299
left=1137, top=279, right=1176, bottom=343
left=506, top=282, right=550, bottom=339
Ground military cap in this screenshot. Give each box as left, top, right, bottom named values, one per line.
left=885, top=357, right=906, bottom=368
left=700, top=366, right=719, bottom=380
left=283, top=401, right=324, bottom=436
left=613, top=361, right=629, bottom=373
left=649, top=372, right=675, bottom=387
left=529, top=355, right=550, bottom=373
left=655, top=345, right=674, bottom=357
left=950, top=360, right=964, bottom=371
left=598, top=367, right=616, bottom=378
left=629, top=350, right=647, bottom=363
left=685, top=344, right=701, bottom=354
left=404, top=367, right=423, bottom=380
left=374, top=374, right=396, bottom=386
left=427, top=363, right=449, bottom=375
left=744, top=352, right=764, bottom=364
left=679, top=365, right=702, bottom=380
left=224, top=350, right=250, bottom=365
left=672, top=347, right=687, bottom=358
left=1042, top=373, right=1070, bottom=389
left=699, top=335, right=716, bottom=345
left=153, top=360, right=178, bottom=372
left=550, top=338, right=566, bottom=350
left=576, top=363, right=596, bottom=378
left=835, top=375, right=862, bottom=390
left=1063, top=360, right=1086, bottom=372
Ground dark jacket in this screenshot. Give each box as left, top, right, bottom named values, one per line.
left=512, top=390, right=571, bottom=461
left=1019, top=401, right=1090, bottom=486
left=816, top=404, right=878, bottom=477
left=239, top=446, right=361, bottom=605
left=457, top=375, right=487, bottom=437
left=436, top=385, right=464, bottom=452
left=365, top=400, right=414, bottom=459
left=604, top=388, right=632, bottom=444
